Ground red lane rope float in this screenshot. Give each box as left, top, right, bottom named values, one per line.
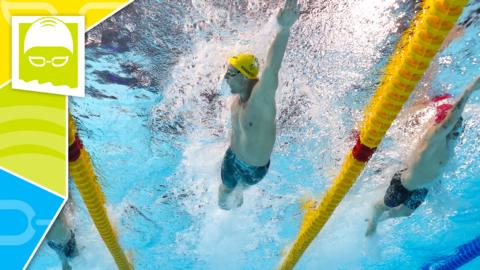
left=351, top=135, right=377, bottom=163
left=68, top=134, right=83, bottom=162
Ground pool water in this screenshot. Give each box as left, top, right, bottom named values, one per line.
left=29, top=0, right=480, bottom=269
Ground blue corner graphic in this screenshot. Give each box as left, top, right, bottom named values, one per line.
left=0, top=168, right=64, bottom=270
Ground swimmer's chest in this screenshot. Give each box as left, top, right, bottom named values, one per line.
left=410, top=141, right=449, bottom=181
left=230, top=97, right=275, bottom=135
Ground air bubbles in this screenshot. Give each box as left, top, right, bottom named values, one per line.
left=438, top=55, right=453, bottom=65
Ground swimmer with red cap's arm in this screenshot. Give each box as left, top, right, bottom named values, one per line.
left=366, top=77, right=480, bottom=236
left=217, top=0, right=301, bottom=210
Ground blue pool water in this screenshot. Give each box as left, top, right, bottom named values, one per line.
left=29, top=0, right=480, bottom=269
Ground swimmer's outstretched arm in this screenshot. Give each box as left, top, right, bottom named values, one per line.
left=453, top=76, right=480, bottom=112
left=253, top=0, right=300, bottom=102
left=439, top=77, right=480, bottom=134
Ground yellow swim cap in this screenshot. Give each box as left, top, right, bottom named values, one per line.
left=228, top=53, right=259, bottom=79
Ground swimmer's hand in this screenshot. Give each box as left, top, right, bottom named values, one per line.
left=277, top=0, right=300, bottom=30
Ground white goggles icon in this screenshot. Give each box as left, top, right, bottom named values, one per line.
left=28, top=56, right=69, bottom=68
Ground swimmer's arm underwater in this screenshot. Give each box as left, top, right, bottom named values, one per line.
left=251, top=0, right=300, bottom=103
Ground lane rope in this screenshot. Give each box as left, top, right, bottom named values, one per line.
left=277, top=1, right=469, bottom=269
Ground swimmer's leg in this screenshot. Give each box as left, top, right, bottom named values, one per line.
left=386, top=204, right=414, bottom=219
left=62, top=260, right=72, bottom=270
left=218, top=183, right=232, bottom=210
left=365, top=204, right=413, bottom=238
left=218, top=149, right=240, bottom=210
left=218, top=182, right=246, bottom=210
left=232, top=182, right=246, bottom=208
left=365, top=200, right=390, bottom=236
left=366, top=171, right=410, bottom=236
left=232, top=161, right=269, bottom=209
left=47, top=226, right=78, bottom=269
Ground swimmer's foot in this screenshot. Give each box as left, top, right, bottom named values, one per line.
left=365, top=219, right=377, bottom=237
left=234, top=189, right=244, bottom=208
left=218, top=184, right=244, bottom=210
left=218, top=184, right=234, bottom=210
left=63, top=231, right=78, bottom=259
left=48, top=230, right=79, bottom=260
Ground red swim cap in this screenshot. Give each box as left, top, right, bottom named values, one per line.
left=435, top=103, right=453, bottom=124
left=431, top=93, right=453, bottom=102
left=431, top=93, right=454, bottom=124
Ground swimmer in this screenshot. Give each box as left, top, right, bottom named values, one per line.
left=365, top=77, right=480, bottom=236
left=218, top=0, right=301, bottom=210
left=45, top=213, right=78, bottom=270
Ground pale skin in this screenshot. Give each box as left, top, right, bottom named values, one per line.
left=229, top=0, right=300, bottom=166
left=366, top=77, right=480, bottom=236
left=217, top=0, right=300, bottom=210
left=221, top=0, right=300, bottom=188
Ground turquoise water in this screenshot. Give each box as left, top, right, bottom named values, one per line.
left=29, top=0, right=480, bottom=269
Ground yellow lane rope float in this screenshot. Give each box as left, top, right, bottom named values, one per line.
left=68, top=114, right=133, bottom=270
left=278, top=1, right=468, bottom=269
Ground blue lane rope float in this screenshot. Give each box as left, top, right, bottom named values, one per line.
left=422, top=235, right=480, bottom=270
